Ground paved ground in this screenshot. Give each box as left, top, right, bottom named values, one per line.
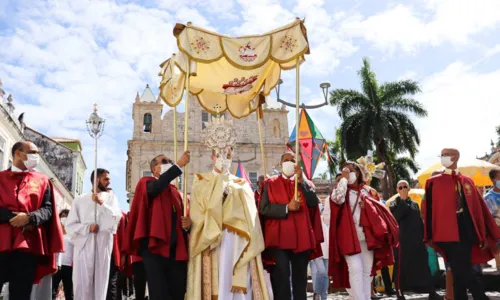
left=306, top=291, right=500, bottom=299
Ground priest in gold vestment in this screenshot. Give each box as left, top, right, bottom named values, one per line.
left=186, top=116, right=271, bottom=300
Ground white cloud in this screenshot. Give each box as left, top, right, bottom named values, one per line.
left=414, top=61, right=500, bottom=169
left=341, top=0, right=500, bottom=53
left=398, top=71, right=418, bottom=81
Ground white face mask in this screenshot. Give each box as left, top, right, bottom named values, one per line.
left=282, top=161, right=295, bottom=177
left=348, top=172, right=357, bottom=184
left=215, top=156, right=231, bottom=173
left=160, top=163, right=172, bottom=175
left=441, top=156, right=454, bottom=168
left=23, top=154, right=39, bottom=170
left=60, top=217, right=67, bottom=226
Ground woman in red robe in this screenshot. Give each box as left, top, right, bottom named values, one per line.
left=325, top=162, right=398, bottom=300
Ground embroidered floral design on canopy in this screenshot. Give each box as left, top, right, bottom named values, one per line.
left=280, top=35, right=298, bottom=52
left=190, top=36, right=210, bottom=54
left=159, top=19, right=310, bottom=118
left=238, top=42, right=257, bottom=62
left=222, top=76, right=258, bottom=95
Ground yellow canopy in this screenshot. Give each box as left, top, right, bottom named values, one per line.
left=416, top=159, right=499, bottom=187
left=159, top=19, right=309, bottom=118
left=385, top=188, right=425, bottom=208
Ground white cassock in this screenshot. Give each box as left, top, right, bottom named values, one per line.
left=65, top=190, right=122, bottom=300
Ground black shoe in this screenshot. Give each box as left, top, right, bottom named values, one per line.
left=397, top=296, right=407, bottom=300
left=428, top=292, right=444, bottom=300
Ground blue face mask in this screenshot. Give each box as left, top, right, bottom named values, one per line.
left=496, top=180, right=500, bottom=189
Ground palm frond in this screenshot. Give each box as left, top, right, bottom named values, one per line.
left=380, top=80, right=421, bottom=102
left=383, top=98, right=427, bottom=117
left=329, top=89, right=371, bottom=119
left=358, top=57, right=379, bottom=104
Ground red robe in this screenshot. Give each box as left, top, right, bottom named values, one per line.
left=328, top=187, right=399, bottom=288
left=124, top=177, right=188, bottom=261
left=262, top=175, right=323, bottom=258
left=254, top=190, right=261, bottom=208
left=0, top=170, right=64, bottom=283
left=113, top=212, right=131, bottom=274
left=423, top=173, right=500, bottom=263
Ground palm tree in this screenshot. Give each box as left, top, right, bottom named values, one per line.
left=329, top=57, right=427, bottom=197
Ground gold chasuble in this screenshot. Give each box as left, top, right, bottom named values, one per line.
left=186, top=171, right=270, bottom=300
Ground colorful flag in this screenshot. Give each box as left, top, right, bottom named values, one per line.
left=234, top=161, right=253, bottom=187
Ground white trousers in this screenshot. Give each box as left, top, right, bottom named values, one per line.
left=344, top=241, right=374, bottom=300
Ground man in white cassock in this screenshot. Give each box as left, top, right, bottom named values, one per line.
left=66, top=168, right=122, bottom=300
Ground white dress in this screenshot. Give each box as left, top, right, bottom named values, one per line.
left=65, top=191, right=122, bottom=300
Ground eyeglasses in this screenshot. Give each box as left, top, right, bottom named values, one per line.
left=398, top=186, right=408, bottom=190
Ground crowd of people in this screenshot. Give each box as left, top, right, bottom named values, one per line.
left=1, top=139, right=500, bottom=300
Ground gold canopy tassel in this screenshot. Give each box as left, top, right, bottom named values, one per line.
left=294, top=58, right=300, bottom=201
left=183, top=58, right=191, bottom=216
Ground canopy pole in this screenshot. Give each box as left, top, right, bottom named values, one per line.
left=183, top=60, right=190, bottom=216
left=257, top=110, right=267, bottom=177
left=294, top=58, right=300, bottom=201
left=173, top=106, right=178, bottom=188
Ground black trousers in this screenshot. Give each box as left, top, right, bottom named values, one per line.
left=106, top=256, right=120, bottom=300
left=0, top=251, right=38, bottom=300
left=270, top=249, right=310, bottom=300
left=142, top=249, right=187, bottom=300
left=132, top=261, right=147, bottom=300
left=118, top=272, right=134, bottom=297
left=437, top=241, right=487, bottom=300
left=52, top=265, right=73, bottom=300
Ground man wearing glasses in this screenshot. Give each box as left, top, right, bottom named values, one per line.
left=389, top=180, right=441, bottom=300
left=124, top=151, right=191, bottom=300
left=422, top=148, right=500, bottom=300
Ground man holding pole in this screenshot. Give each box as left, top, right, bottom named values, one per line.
left=124, top=151, right=191, bottom=300
left=259, top=151, right=323, bottom=300
left=65, top=169, right=122, bottom=300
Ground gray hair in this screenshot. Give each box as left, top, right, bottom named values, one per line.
left=397, top=180, right=409, bottom=186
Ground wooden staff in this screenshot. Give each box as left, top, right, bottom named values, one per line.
left=257, top=110, right=267, bottom=176
left=294, top=58, right=300, bottom=200
left=183, top=59, right=190, bottom=216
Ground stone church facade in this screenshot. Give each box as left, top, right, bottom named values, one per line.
left=126, top=85, right=289, bottom=203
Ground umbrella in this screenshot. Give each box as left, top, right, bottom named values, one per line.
left=417, top=159, right=499, bottom=187
left=385, top=188, right=425, bottom=208
left=287, top=108, right=327, bottom=180
left=234, top=161, right=253, bottom=187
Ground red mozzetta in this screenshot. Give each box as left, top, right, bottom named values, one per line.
left=0, top=170, right=64, bottom=283
left=124, top=177, right=188, bottom=261
left=328, top=189, right=399, bottom=288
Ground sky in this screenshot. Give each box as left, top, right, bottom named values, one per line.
left=1, top=0, right=499, bottom=210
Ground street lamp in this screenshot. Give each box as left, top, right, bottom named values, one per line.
left=86, top=104, right=106, bottom=199
left=274, top=80, right=331, bottom=109
left=85, top=103, right=105, bottom=298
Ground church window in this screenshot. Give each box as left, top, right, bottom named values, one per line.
left=273, top=119, right=280, bottom=137
left=202, top=111, right=209, bottom=129
left=249, top=172, right=258, bottom=191
left=143, top=113, right=152, bottom=133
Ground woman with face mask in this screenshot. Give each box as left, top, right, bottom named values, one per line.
left=323, top=162, right=398, bottom=300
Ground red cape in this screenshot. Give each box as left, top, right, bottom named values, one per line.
left=124, top=177, right=188, bottom=261
left=0, top=170, right=64, bottom=283
left=328, top=188, right=399, bottom=288
left=423, top=173, right=500, bottom=263
left=113, top=212, right=130, bottom=274
left=261, top=176, right=323, bottom=258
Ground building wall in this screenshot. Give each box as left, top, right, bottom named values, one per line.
left=24, top=128, right=75, bottom=193
left=126, top=92, right=289, bottom=201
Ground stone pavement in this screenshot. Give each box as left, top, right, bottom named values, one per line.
left=306, top=291, right=500, bottom=299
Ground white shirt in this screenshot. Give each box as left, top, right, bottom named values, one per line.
left=56, top=235, right=74, bottom=267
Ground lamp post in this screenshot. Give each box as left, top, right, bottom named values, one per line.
left=274, top=79, right=331, bottom=109
left=85, top=104, right=105, bottom=299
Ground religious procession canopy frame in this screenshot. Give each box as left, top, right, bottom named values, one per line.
left=158, top=19, right=310, bottom=214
